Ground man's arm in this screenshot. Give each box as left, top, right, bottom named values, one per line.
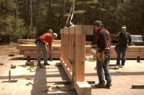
left=48, top=42, right=52, bottom=51
left=116, top=32, right=120, bottom=39
left=48, top=42, right=52, bottom=58
left=98, top=31, right=107, bottom=53
left=128, top=33, right=132, bottom=45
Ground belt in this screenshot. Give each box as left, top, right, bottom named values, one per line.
left=96, top=47, right=111, bottom=52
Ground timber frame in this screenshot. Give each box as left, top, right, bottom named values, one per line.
left=60, top=25, right=93, bottom=95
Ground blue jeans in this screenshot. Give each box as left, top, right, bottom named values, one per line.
left=96, top=52, right=111, bottom=84
left=116, top=47, right=126, bottom=66
left=37, top=42, right=48, bottom=63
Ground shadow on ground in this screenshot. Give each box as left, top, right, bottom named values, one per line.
left=31, top=63, right=77, bottom=95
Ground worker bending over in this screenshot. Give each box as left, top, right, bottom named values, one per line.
left=35, top=29, right=57, bottom=68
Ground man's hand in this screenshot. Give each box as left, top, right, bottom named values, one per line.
left=45, top=43, right=51, bottom=54
left=96, top=52, right=105, bottom=61
left=45, top=42, right=49, bottom=46
left=96, top=52, right=100, bottom=59
left=127, top=45, right=130, bottom=49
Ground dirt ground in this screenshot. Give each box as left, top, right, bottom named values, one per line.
left=0, top=43, right=144, bottom=95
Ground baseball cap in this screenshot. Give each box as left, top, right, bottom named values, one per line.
left=94, top=20, right=103, bottom=26
left=53, top=33, right=58, bottom=38
left=121, top=25, right=126, bottom=29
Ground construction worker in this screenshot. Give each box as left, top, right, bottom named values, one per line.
left=47, top=29, right=54, bottom=61
left=115, top=25, right=131, bottom=68
left=36, top=29, right=57, bottom=68
left=93, top=20, right=112, bottom=88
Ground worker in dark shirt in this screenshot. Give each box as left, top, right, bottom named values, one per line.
left=36, top=29, right=57, bottom=68
left=94, top=20, right=112, bottom=88
left=115, top=25, right=131, bottom=68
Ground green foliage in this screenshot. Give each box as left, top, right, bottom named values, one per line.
left=0, top=0, right=144, bottom=43
left=0, top=0, right=36, bottom=42
left=74, top=10, right=86, bottom=14
left=4, top=16, right=26, bottom=37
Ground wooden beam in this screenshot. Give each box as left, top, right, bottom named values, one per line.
left=74, top=34, right=85, bottom=82
left=23, top=55, right=60, bottom=59
left=60, top=58, right=72, bottom=80
left=60, top=58, right=91, bottom=95
left=60, top=29, right=64, bottom=59
left=75, top=82, right=91, bottom=95
left=132, top=85, right=144, bottom=89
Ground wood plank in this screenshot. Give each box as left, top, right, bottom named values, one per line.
left=68, top=32, right=73, bottom=72
left=60, top=30, right=64, bottom=59
left=111, top=46, right=144, bottom=52
left=81, top=25, right=93, bottom=35
left=18, top=45, right=91, bottom=55
left=17, top=44, right=61, bottom=50
left=86, top=45, right=92, bottom=56
left=18, top=41, right=144, bottom=59
left=18, top=39, right=61, bottom=45
left=60, top=58, right=72, bottom=80
left=60, top=58, right=91, bottom=95
left=24, top=51, right=60, bottom=55
left=18, top=39, right=35, bottom=44
left=23, top=55, right=60, bottom=59
left=75, top=82, right=91, bottom=95
left=75, top=34, right=85, bottom=82
left=65, top=33, right=72, bottom=72
left=132, top=85, right=144, bottom=89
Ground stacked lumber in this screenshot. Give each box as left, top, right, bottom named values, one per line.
left=110, top=46, right=144, bottom=59
left=17, top=39, right=92, bottom=59
left=17, top=39, right=61, bottom=59
left=17, top=39, right=144, bottom=59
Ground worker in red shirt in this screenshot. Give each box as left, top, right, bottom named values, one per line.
left=36, top=29, right=57, bottom=68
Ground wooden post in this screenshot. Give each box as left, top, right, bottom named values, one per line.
left=74, top=34, right=85, bottom=81
left=60, top=25, right=91, bottom=95
left=60, top=29, right=64, bottom=59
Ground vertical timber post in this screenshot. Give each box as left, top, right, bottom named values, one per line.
left=60, top=25, right=91, bottom=95
left=74, top=34, right=85, bottom=82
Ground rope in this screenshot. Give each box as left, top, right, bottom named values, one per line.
left=65, top=0, right=76, bottom=27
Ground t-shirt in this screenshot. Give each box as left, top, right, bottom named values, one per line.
left=39, top=33, right=52, bottom=50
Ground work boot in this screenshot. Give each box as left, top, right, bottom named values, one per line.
left=49, top=58, right=53, bottom=61
left=106, top=80, right=112, bottom=89
left=120, top=65, right=124, bottom=68
left=44, top=62, right=50, bottom=65
left=38, top=63, right=43, bottom=68
left=122, top=65, right=124, bottom=68
left=118, top=64, right=122, bottom=68
left=121, top=64, right=125, bottom=68
left=115, top=65, right=119, bottom=69
left=95, top=83, right=106, bottom=88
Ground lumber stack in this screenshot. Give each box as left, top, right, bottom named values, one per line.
left=17, top=39, right=61, bottom=59
left=17, top=40, right=144, bottom=59
left=110, top=46, right=144, bottom=59
left=17, top=39, right=92, bottom=59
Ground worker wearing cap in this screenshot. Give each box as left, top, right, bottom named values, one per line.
left=115, top=25, right=131, bottom=68
left=93, top=20, right=112, bottom=88
left=36, top=29, right=57, bottom=68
